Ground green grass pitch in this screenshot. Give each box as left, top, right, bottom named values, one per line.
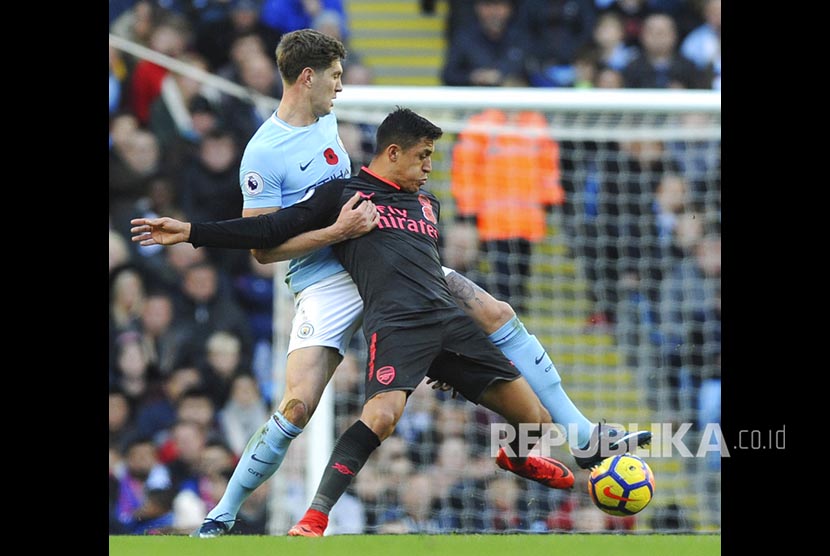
left=110, top=533, right=720, bottom=556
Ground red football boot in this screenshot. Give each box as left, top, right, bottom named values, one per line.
left=496, top=447, right=575, bottom=489
left=287, top=508, right=328, bottom=537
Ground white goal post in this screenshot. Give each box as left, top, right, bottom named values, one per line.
left=335, top=85, right=720, bottom=113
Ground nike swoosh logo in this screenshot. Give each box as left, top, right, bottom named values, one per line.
left=535, top=352, right=546, bottom=365
left=251, top=453, right=277, bottom=465
left=289, top=524, right=321, bottom=537
left=602, top=485, right=635, bottom=502
left=539, top=457, right=571, bottom=478
left=299, top=158, right=313, bottom=171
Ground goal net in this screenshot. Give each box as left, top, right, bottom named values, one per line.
left=275, top=86, right=722, bottom=534
left=108, top=34, right=721, bottom=534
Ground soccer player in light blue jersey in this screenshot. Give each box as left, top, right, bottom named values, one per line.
left=190, top=29, right=647, bottom=538
left=239, top=82, right=352, bottom=294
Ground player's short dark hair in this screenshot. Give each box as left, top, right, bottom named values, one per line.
left=375, top=107, right=443, bottom=154
left=276, top=28, right=347, bottom=83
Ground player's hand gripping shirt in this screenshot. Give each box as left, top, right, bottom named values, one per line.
left=192, top=167, right=461, bottom=333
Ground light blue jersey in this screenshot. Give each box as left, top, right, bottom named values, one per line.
left=239, top=111, right=351, bottom=293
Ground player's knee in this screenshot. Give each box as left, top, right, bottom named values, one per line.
left=280, top=398, right=310, bottom=427
left=361, top=405, right=399, bottom=441
left=482, top=299, right=515, bottom=334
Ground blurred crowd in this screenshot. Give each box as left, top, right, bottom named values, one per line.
left=440, top=0, right=720, bottom=90
left=109, top=0, right=718, bottom=535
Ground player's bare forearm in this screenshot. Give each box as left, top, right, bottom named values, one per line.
left=250, top=191, right=378, bottom=263
left=130, top=217, right=191, bottom=246
left=250, top=227, right=347, bottom=263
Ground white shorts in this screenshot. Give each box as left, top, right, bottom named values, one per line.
left=288, top=271, right=364, bottom=356
left=442, top=266, right=456, bottom=277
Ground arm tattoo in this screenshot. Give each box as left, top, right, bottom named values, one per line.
left=446, top=271, right=486, bottom=310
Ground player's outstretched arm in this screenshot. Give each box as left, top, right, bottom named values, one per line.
left=130, top=217, right=192, bottom=246
left=129, top=189, right=378, bottom=253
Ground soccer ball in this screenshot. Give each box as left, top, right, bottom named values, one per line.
left=587, top=454, right=655, bottom=516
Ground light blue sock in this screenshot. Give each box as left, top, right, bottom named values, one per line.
left=206, top=410, right=302, bottom=523
left=489, top=316, right=594, bottom=448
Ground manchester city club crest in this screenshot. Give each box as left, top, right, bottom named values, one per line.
left=297, top=322, right=314, bottom=338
